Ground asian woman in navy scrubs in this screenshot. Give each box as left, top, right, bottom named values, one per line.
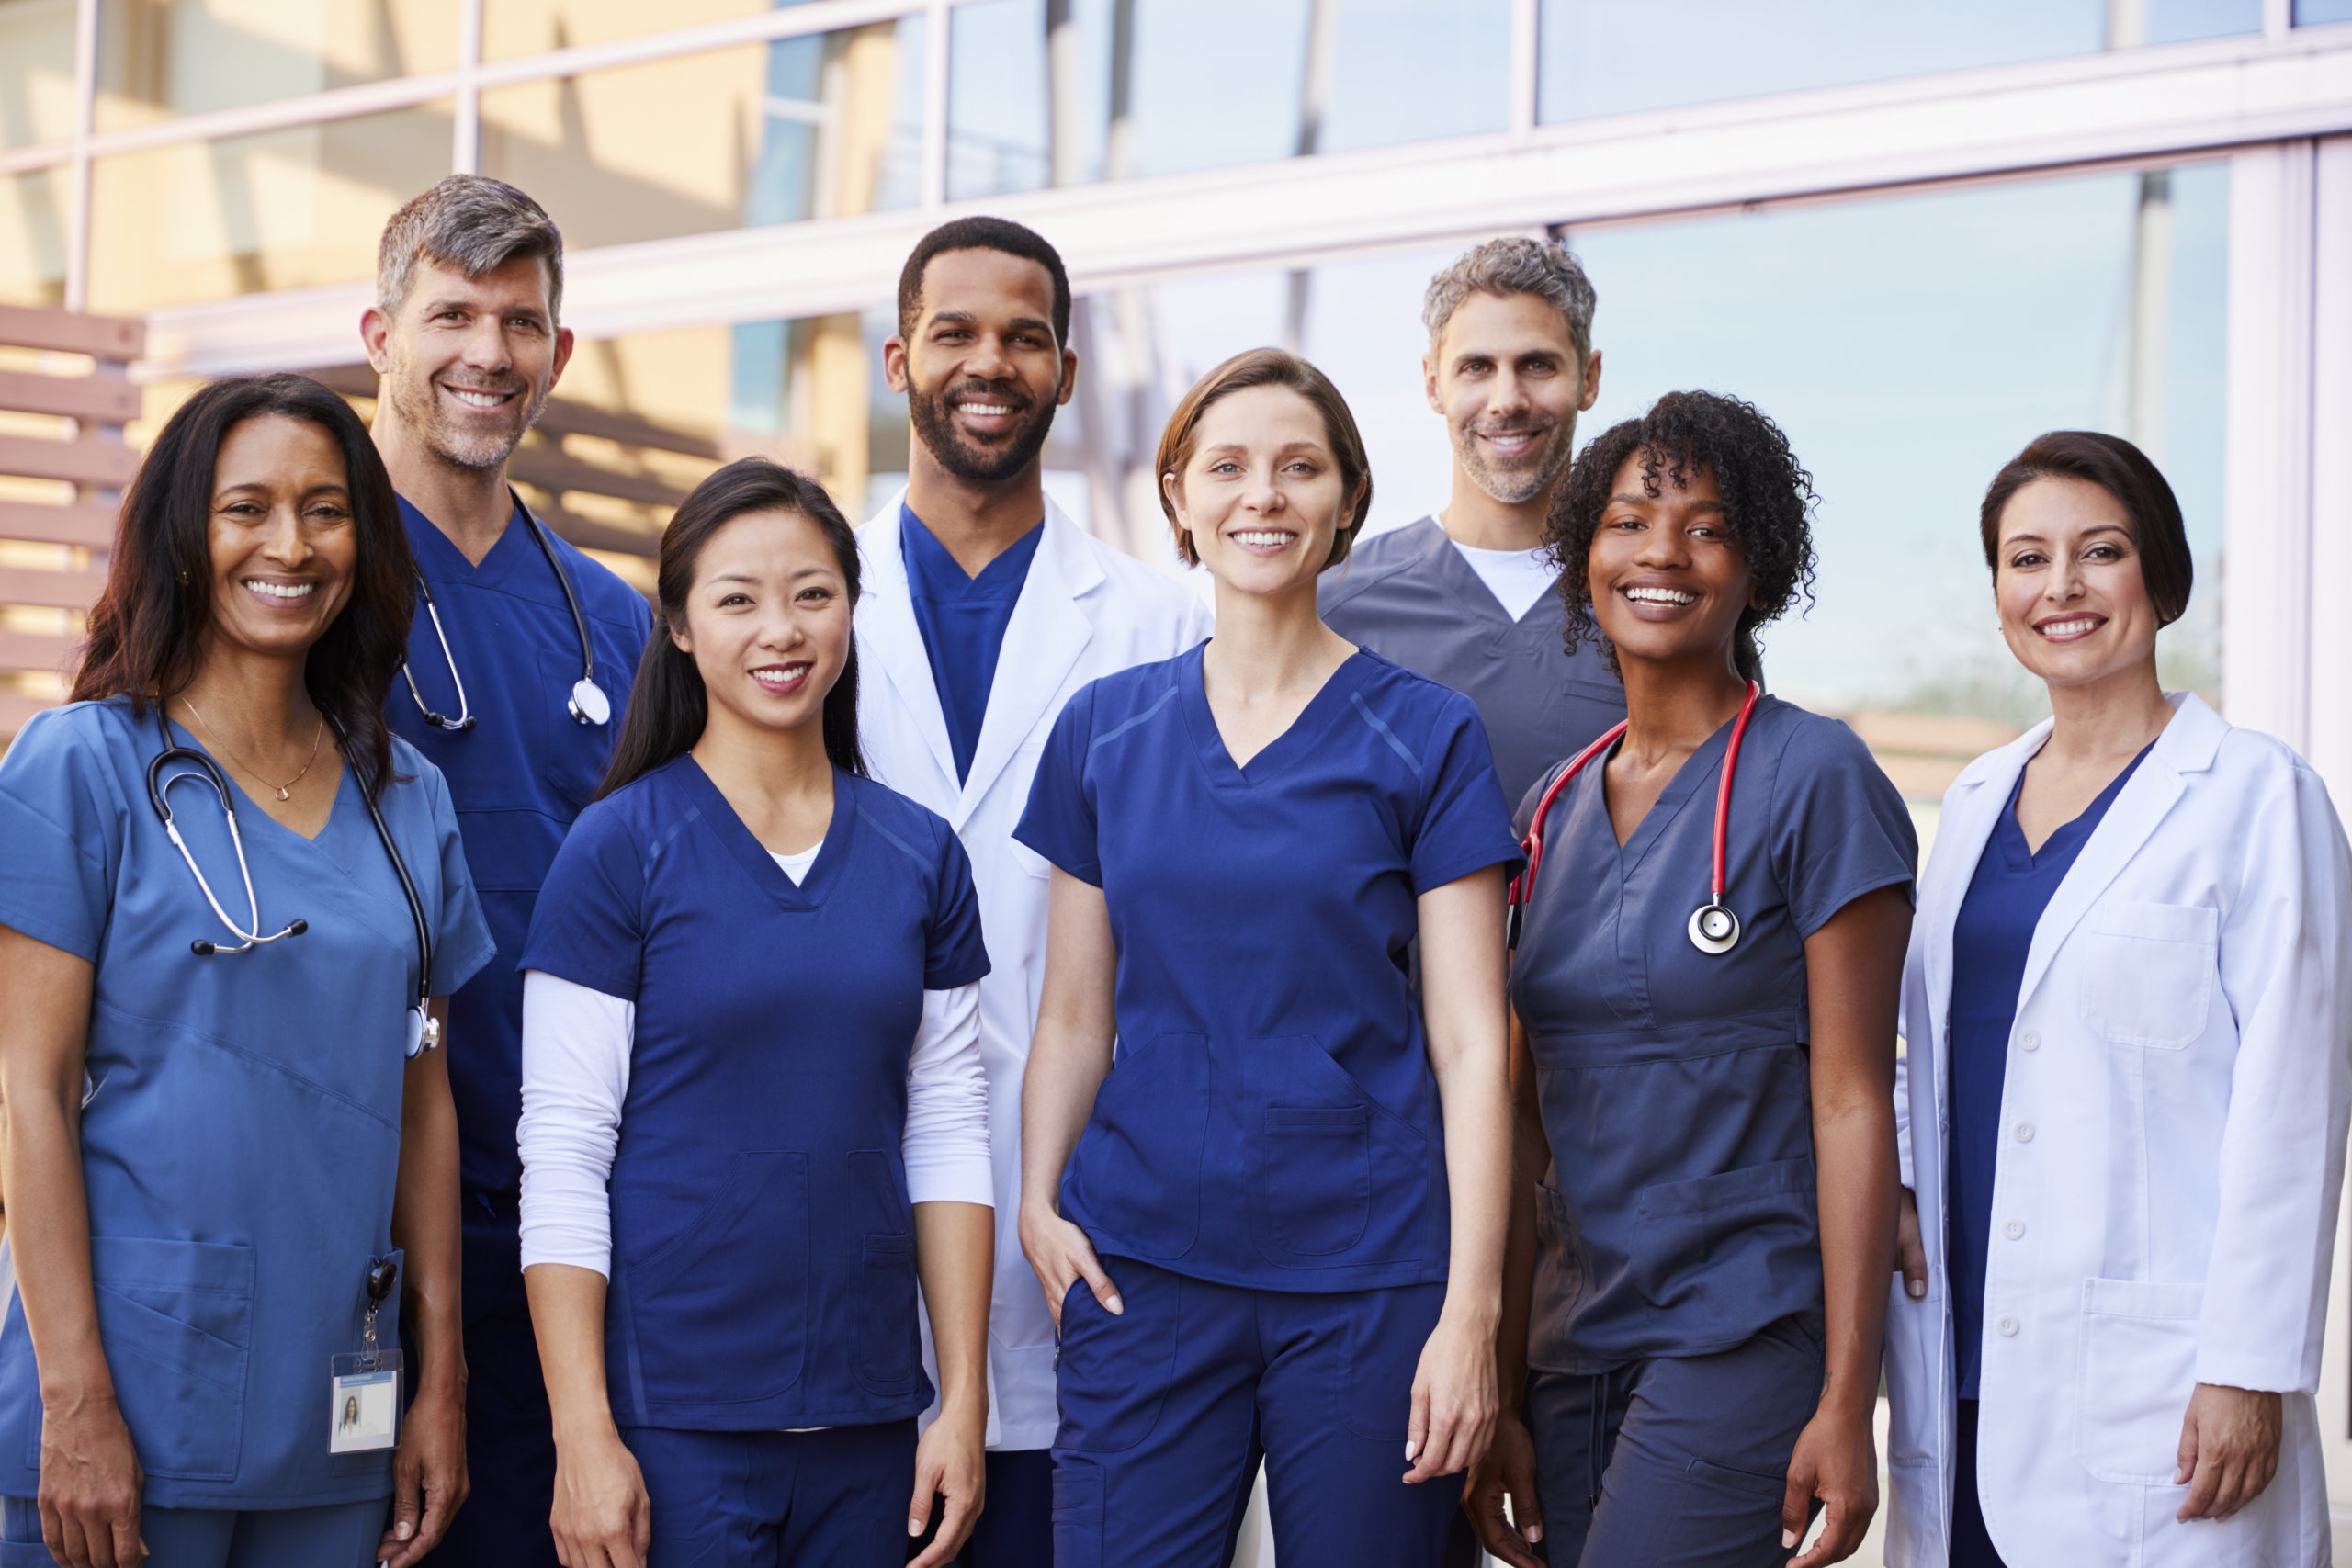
left=1474, top=392, right=1914, bottom=1568
left=0, top=376, right=492, bottom=1568
left=1017, top=349, right=1522, bottom=1568
left=516, top=458, right=996, bottom=1568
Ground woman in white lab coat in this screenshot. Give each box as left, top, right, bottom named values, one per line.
left=1882, top=430, right=2352, bottom=1568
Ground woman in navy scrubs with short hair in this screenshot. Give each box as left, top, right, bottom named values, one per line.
left=1468, top=391, right=1914, bottom=1568
left=516, top=457, right=996, bottom=1568
left=1016, top=348, right=1522, bottom=1568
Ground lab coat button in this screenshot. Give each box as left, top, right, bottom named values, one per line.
left=2003, top=1221, right=2023, bottom=1240
left=1996, top=1316, right=2019, bottom=1337
left=2018, top=1031, right=2040, bottom=1052
left=2013, top=1122, right=2034, bottom=1143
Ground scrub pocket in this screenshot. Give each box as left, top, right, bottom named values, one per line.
left=1050, top=1457, right=1105, bottom=1568
left=1054, top=1268, right=1179, bottom=1453
left=853, top=1235, right=921, bottom=1397
left=85, top=1236, right=254, bottom=1483
left=2076, top=901, right=2218, bottom=1049
left=537, top=646, right=613, bottom=811
left=2074, top=1277, right=2201, bottom=1484
left=1246, top=1034, right=1433, bottom=1272
left=627, top=1150, right=810, bottom=1404
left=1633, top=1156, right=1816, bottom=1313
left=1072, top=1034, right=1209, bottom=1259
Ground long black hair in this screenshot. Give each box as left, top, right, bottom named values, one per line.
left=598, top=457, right=866, bottom=797
left=72, top=373, right=413, bottom=800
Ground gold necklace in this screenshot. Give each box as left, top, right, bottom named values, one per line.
left=179, top=697, right=326, bottom=803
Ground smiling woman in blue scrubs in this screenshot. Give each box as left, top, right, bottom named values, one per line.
left=0, top=375, right=492, bottom=1568
left=1016, top=349, right=1521, bottom=1568
left=517, top=458, right=996, bottom=1568
left=1474, top=392, right=1914, bottom=1568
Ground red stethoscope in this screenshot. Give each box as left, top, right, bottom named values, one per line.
left=1507, top=681, right=1762, bottom=955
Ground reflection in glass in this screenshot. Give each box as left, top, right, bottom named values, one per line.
left=480, top=21, right=922, bottom=254
left=485, top=0, right=771, bottom=62
left=94, top=0, right=459, bottom=133
left=86, top=103, right=455, bottom=311
left=1539, top=0, right=2260, bottom=121
left=0, top=168, right=72, bottom=307
left=1, top=0, right=80, bottom=151
left=2296, top=0, right=2352, bottom=20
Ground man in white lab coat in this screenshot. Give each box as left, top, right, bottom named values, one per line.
left=855, top=215, right=1213, bottom=1566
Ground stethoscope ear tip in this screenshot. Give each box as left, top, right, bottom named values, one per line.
left=288, top=919, right=309, bottom=936
left=191, top=940, right=215, bottom=955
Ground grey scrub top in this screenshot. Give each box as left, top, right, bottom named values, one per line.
left=1508, top=696, right=1914, bottom=1372
left=1320, top=517, right=1625, bottom=808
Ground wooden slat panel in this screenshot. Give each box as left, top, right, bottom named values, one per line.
left=0, top=500, right=117, bottom=549
left=537, top=504, right=662, bottom=559
left=508, top=447, right=686, bottom=508
left=534, top=402, right=724, bottom=461
left=0, top=566, right=108, bottom=611
left=0, top=690, right=56, bottom=740
left=0, top=628, right=77, bottom=679
left=0, top=305, right=146, bottom=363
left=0, top=369, right=141, bottom=423
left=0, top=434, right=140, bottom=488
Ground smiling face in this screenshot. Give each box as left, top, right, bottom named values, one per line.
left=202, top=413, right=359, bottom=665
left=1163, top=383, right=1359, bottom=600
left=366, top=253, right=572, bottom=472
left=670, top=508, right=853, bottom=739
left=1586, top=450, right=1752, bottom=673
left=886, top=248, right=1074, bottom=485
left=1428, top=290, right=1598, bottom=505
left=1993, top=475, right=2160, bottom=690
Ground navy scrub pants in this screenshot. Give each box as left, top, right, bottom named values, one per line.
left=1050, top=1258, right=1461, bottom=1568
left=625, top=1419, right=916, bottom=1567
left=2, top=1495, right=387, bottom=1568
left=1525, top=1313, right=1825, bottom=1568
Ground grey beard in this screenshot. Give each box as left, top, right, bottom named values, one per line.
left=1455, top=426, right=1573, bottom=507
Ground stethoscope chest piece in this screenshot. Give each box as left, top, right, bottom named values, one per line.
left=567, top=678, right=611, bottom=727
left=1688, top=902, right=1741, bottom=955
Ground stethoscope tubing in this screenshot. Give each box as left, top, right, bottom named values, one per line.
left=402, top=489, right=602, bottom=732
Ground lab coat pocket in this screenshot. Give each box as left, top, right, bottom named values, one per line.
left=1074, top=1033, right=1208, bottom=1259
left=2076, top=902, right=2218, bottom=1049
left=1262, top=1107, right=1372, bottom=1258
left=2075, top=1277, right=2202, bottom=1484
left=86, top=1235, right=254, bottom=1483
left=854, top=1235, right=921, bottom=1397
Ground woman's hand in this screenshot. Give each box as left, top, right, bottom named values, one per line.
left=379, top=1381, right=468, bottom=1567
left=1781, top=1398, right=1877, bottom=1568
left=1462, top=1409, right=1544, bottom=1568
left=1895, top=1186, right=1928, bottom=1301
left=1017, top=1201, right=1121, bottom=1327
left=1404, top=1305, right=1498, bottom=1485
left=906, top=1404, right=987, bottom=1568
left=37, top=1387, right=143, bottom=1568
left=2175, top=1383, right=2282, bottom=1522
left=549, top=1420, right=651, bottom=1568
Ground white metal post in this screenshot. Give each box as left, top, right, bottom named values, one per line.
left=921, top=0, right=950, bottom=207
left=64, top=0, right=98, bottom=312
left=2309, top=138, right=2352, bottom=807
left=454, top=0, right=484, bottom=175
left=1510, top=0, right=1541, bottom=134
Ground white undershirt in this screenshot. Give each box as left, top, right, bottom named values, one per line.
left=515, top=842, right=992, bottom=1277
left=1450, top=536, right=1557, bottom=622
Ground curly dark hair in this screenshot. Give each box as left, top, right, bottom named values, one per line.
left=1543, top=389, right=1816, bottom=682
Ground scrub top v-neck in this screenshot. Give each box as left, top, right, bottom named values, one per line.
left=0, top=698, right=493, bottom=1508
left=900, top=503, right=1044, bottom=784
left=1014, top=644, right=1523, bottom=1292
left=1508, top=695, right=1915, bottom=1371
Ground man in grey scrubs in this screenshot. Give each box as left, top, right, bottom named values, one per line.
left=1321, top=236, right=1623, bottom=809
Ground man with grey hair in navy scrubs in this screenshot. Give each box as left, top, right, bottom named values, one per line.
left=1321, top=236, right=1623, bottom=812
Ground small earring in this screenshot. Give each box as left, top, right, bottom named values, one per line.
left=176, top=570, right=189, bottom=586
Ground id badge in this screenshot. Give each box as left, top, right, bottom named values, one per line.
left=329, top=1349, right=402, bottom=1453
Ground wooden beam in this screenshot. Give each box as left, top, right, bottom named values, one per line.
left=0, top=690, right=57, bottom=740
left=0, top=501, right=117, bottom=550
left=0, top=628, right=77, bottom=680
left=0, top=305, right=145, bottom=363
left=537, top=503, right=662, bottom=559
left=508, top=447, right=686, bottom=509
left=0, top=567, right=108, bottom=611
left=0, top=370, right=142, bottom=423
left=533, top=402, right=723, bottom=461
left=0, top=435, right=140, bottom=489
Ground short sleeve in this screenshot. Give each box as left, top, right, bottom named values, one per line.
left=1012, top=682, right=1102, bottom=886
left=1408, top=696, right=1527, bottom=895
left=519, top=803, right=648, bottom=1000
left=419, top=761, right=496, bottom=997
left=1769, top=718, right=1918, bottom=938
left=0, top=707, right=119, bottom=962
left=926, top=826, right=991, bottom=990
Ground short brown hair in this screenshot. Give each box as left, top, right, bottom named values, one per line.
left=1155, top=348, right=1372, bottom=570
left=378, top=175, right=564, bottom=322
left=1979, top=431, right=2193, bottom=626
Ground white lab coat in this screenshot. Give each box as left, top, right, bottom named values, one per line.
left=1883, top=693, right=2352, bottom=1568
left=855, top=491, right=1213, bottom=1450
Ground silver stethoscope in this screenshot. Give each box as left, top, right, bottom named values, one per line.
left=145, top=710, right=443, bottom=1057
left=401, top=489, right=610, bottom=731
left=1508, top=680, right=1762, bottom=955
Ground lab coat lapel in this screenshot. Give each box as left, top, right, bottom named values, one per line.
left=956, top=499, right=1099, bottom=827
left=858, top=493, right=960, bottom=796
left=1920, top=732, right=2039, bottom=1059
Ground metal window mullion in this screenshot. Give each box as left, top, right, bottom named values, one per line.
left=1510, top=0, right=1540, bottom=134
left=922, top=0, right=950, bottom=207
left=454, top=0, right=483, bottom=174
left=64, top=0, right=98, bottom=311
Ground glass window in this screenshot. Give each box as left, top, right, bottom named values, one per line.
left=2296, top=0, right=2352, bottom=20
left=1, top=0, right=80, bottom=150
left=480, top=20, right=923, bottom=251
left=85, top=102, right=456, bottom=312
left=0, top=168, right=71, bottom=306
left=1539, top=0, right=2260, bottom=122
left=94, top=0, right=460, bottom=133
left=486, top=0, right=784, bottom=62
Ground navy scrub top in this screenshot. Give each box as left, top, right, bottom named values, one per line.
left=1509, top=696, right=1915, bottom=1371
left=1013, top=645, right=1523, bottom=1292
left=1319, top=518, right=1626, bottom=809
left=901, top=503, right=1044, bottom=783
left=0, top=700, right=493, bottom=1508
left=1946, top=745, right=2149, bottom=1399
left=389, top=495, right=652, bottom=1199
left=520, top=757, right=989, bottom=1429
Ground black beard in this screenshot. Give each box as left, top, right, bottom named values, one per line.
left=908, top=377, right=1058, bottom=484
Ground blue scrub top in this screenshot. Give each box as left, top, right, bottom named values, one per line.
left=900, top=503, right=1043, bottom=784
left=0, top=699, right=493, bottom=1508
left=388, top=495, right=652, bottom=1198
left=1014, top=645, right=1523, bottom=1292
left=520, top=757, right=989, bottom=1429
left=1508, top=696, right=1915, bottom=1371
left=1947, top=745, right=2148, bottom=1399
